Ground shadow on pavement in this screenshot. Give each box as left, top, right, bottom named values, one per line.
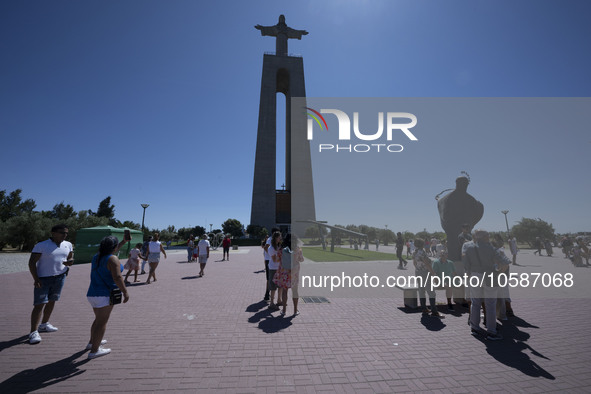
left=258, top=315, right=293, bottom=333
left=248, top=307, right=272, bottom=323
left=125, top=282, right=147, bottom=287
left=247, top=301, right=293, bottom=333
left=474, top=322, right=555, bottom=379
left=420, top=314, right=446, bottom=331
left=181, top=276, right=200, bottom=280
left=0, top=350, right=89, bottom=393
left=0, top=335, right=29, bottom=353
left=246, top=300, right=268, bottom=313
left=510, top=316, right=539, bottom=329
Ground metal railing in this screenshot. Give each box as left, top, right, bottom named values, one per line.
left=264, top=52, right=303, bottom=58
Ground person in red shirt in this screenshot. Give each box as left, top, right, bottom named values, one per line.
left=222, top=234, right=231, bottom=261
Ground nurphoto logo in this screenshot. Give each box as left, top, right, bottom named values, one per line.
left=306, top=107, right=418, bottom=153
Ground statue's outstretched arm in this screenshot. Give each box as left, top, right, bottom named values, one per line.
left=255, top=25, right=277, bottom=36
left=286, top=27, right=309, bottom=39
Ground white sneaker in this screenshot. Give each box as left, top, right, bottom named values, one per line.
left=29, top=331, right=42, bottom=344
left=38, top=322, right=58, bottom=332
left=85, top=340, right=107, bottom=350
left=88, top=347, right=111, bottom=359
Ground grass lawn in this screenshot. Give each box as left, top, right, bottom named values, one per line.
left=302, top=246, right=399, bottom=262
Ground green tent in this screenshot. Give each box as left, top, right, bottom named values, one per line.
left=74, top=226, right=143, bottom=264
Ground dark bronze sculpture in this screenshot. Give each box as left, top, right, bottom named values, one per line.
left=255, top=15, right=308, bottom=56
left=437, top=175, right=484, bottom=262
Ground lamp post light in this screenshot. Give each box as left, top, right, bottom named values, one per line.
left=501, top=210, right=510, bottom=234
left=141, top=204, right=150, bottom=233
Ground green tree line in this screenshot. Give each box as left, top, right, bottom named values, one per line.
left=0, top=189, right=161, bottom=251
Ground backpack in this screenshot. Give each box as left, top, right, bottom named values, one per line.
left=282, top=247, right=292, bottom=269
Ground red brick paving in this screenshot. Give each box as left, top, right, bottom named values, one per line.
left=1, top=247, right=590, bottom=392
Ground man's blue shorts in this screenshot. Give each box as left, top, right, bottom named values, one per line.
left=34, top=273, right=66, bottom=305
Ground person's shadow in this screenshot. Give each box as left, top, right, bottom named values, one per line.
left=0, top=335, right=29, bottom=353
left=246, top=300, right=267, bottom=313
left=420, top=314, right=446, bottom=331
left=258, top=314, right=293, bottom=333
left=0, top=350, right=89, bottom=393
left=246, top=301, right=293, bottom=333
left=474, top=321, right=554, bottom=379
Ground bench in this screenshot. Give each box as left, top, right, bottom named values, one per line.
left=395, top=285, right=419, bottom=308
left=395, top=285, right=452, bottom=309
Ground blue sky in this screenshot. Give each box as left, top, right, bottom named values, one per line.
left=1, top=0, right=590, bottom=234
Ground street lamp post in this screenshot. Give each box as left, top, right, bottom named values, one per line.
left=501, top=210, right=510, bottom=234
left=141, top=204, right=150, bottom=233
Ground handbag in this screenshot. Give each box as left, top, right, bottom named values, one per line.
left=281, top=247, right=292, bottom=270
left=110, top=288, right=122, bottom=305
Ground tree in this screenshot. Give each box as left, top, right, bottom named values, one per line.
left=157, top=225, right=177, bottom=243
left=246, top=224, right=267, bottom=239
left=178, top=226, right=206, bottom=240
left=193, top=226, right=206, bottom=237
left=379, top=229, right=395, bottom=245
left=64, top=210, right=109, bottom=245
left=0, top=189, right=36, bottom=221
left=221, top=218, right=243, bottom=238
left=158, top=229, right=174, bottom=242
left=96, top=196, right=115, bottom=219
left=511, top=218, right=555, bottom=247
left=121, top=221, right=140, bottom=230
left=415, top=229, right=431, bottom=242
left=345, top=224, right=360, bottom=233
left=3, top=212, right=52, bottom=251
left=0, top=220, right=7, bottom=250
left=45, top=202, right=76, bottom=220
left=403, top=231, right=416, bottom=241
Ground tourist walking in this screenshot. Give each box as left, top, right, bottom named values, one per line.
left=533, top=237, right=543, bottom=256
left=262, top=227, right=279, bottom=301
left=508, top=235, right=518, bottom=265
left=267, top=232, right=283, bottom=311
left=289, top=234, right=304, bottom=316
left=395, top=232, right=408, bottom=269
left=140, top=236, right=152, bottom=274
left=560, top=236, right=573, bottom=259
left=27, top=224, right=74, bottom=344
left=146, top=233, right=167, bottom=284
left=544, top=239, right=553, bottom=257
left=222, top=234, right=231, bottom=261
left=276, top=234, right=293, bottom=316
left=124, top=243, right=143, bottom=283
left=197, top=234, right=210, bottom=277
left=575, top=236, right=589, bottom=265
left=86, top=236, right=129, bottom=359
left=187, top=235, right=195, bottom=262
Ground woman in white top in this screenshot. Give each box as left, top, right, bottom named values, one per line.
left=267, top=232, right=282, bottom=311
left=146, top=232, right=167, bottom=284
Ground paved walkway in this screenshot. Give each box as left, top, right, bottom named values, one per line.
left=1, top=246, right=590, bottom=393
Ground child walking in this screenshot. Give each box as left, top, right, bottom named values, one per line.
left=124, top=243, right=143, bottom=283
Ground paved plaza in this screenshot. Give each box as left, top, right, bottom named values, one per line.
left=1, top=245, right=590, bottom=393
